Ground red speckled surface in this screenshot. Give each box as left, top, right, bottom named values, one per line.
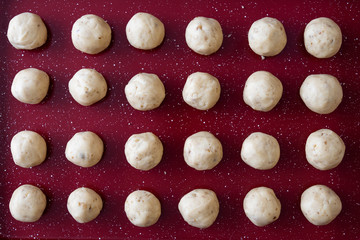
left=1, top=0, right=360, bottom=239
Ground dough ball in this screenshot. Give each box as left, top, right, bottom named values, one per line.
left=9, top=184, right=46, bottom=222
left=7, top=12, right=47, bottom=50
left=11, top=68, right=50, bottom=104
left=243, top=187, right=281, bottom=227
left=125, top=73, right=165, bottom=111
left=126, top=12, right=165, bottom=50
left=71, top=14, right=111, bottom=54
left=185, top=17, right=223, bottom=55
left=65, top=131, right=104, bottom=167
left=178, top=189, right=219, bottom=229
left=124, top=190, right=161, bottom=227
left=183, top=131, right=223, bottom=170
left=243, top=71, right=283, bottom=112
left=125, top=132, right=163, bottom=171
left=11, top=130, right=47, bottom=168
left=182, top=72, right=221, bottom=110
left=248, top=17, right=287, bottom=57
left=300, top=74, right=343, bottom=114
left=67, top=187, right=103, bottom=223
left=304, top=17, right=342, bottom=58
left=69, top=68, right=107, bottom=106
left=241, top=132, right=280, bottom=170
left=301, top=185, right=342, bottom=225
left=305, top=129, right=345, bottom=170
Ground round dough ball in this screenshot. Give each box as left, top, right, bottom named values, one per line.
left=71, top=14, right=111, bottom=54
left=126, top=12, right=165, bottom=50
left=125, top=132, right=163, bottom=171
left=304, top=17, right=342, bottom=58
left=243, top=71, right=283, bottom=112
left=9, top=184, right=46, bottom=222
left=7, top=12, right=47, bottom=50
left=125, top=73, right=165, bottom=111
left=11, top=68, right=50, bottom=104
left=243, top=187, right=281, bottom=227
left=300, top=74, right=343, bottom=114
left=11, top=130, right=47, bottom=168
left=241, top=132, right=280, bottom=170
left=182, top=72, right=221, bottom=110
left=305, top=129, right=345, bottom=170
left=124, top=190, right=161, bottom=227
left=67, top=187, right=103, bottom=223
left=178, top=189, right=219, bottom=229
left=65, top=131, right=104, bottom=167
left=183, top=131, right=223, bottom=170
left=301, top=185, right=342, bottom=225
left=185, top=17, right=223, bottom=55
left=248, top=17, right=287, bottom=57
left=69, top=68, right=107, bottom=106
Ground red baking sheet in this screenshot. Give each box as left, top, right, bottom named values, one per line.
left=1, top=0, right=360, bottom=239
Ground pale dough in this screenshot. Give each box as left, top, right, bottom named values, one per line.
left=301, top=185, right=342, bottom=225
left=304, top=17, right=342, bottom=58
left=69, top=68, right=108, bottom=106
left=11, top=130, right=47, bottom=168
left=126, top=12, right=165, bottom=50
left=7, top=12, right=47, bottom=50
left=71, top=14, right=111, bottom=54
left=9, top=184, right=46, bottom=222
left=183, top=131, right=223, bottom=170
left=65, top=131, right=104, bottom=167
left=124, top=190, right=161, bottom=227
left=243, top=71, right=283, bottom=112
left=300, top=74, right=343, bottom=114
left=125, top=132, right=163, bottom=171
left=67, top=187, right=103, bottom=223
left=185, top=17, right=223, bottom=55
left=248, top=17, right=287, bottom=57
left=178, top=189, right=219, bottom=229
left=182, top=72, right=221, bottom=110
left=11, top=68, right=49, bottom=104
left=125, top=73, right=165, bottom=111
left=243, top=186, right=281, bottom=226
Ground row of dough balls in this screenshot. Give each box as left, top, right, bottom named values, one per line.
left=11, top=68, right=343, bottom=114
left=7, top=12, right=342, bottom=58
left=9, top=184, right=342, bottom=228
left=11, top=128, right=345, bottom=171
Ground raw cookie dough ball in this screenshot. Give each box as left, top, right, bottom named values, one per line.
left=9, top=184, right=46, bottom=222
left=248, top=17, right=287, bottom=57
left=183, top=131, right=223, bottom=170
left=243, top=71, right=283, bottom=112
left=301, top=185, right=342, bottom=225
left=124, top=190, right=161, bottom=227
left=305, top=129, right=345, bottom=170
left=71, top=14, right=111, bottom=54
left=67, top=187, right=103, bottom=223
left=125, top=132, right=163, bottom=171
left=126, top=12, right=165, bottom=50
left=241, top=132, right=280, bottom=170
left=243, top=187, right=281, bottom=227
left=185, top=17, right=223, bottom=55
left=11, top=130, right=47, bottom=168
left=69, top=68, right=107, bottom=106
left=304, top=17, right=342, bottom=58
left=178, top=189, right=219, bottom=229
left=182, top=72, right=221, bottom=110
left=300, top=74, right=343, bottom=114
left=11, top=68, right=50, bottom=104
left=65, top=131, right=104, bottom=167
left=7, top=12, right=47, bottom=50
left=125, top=73, right=165, bottom=111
